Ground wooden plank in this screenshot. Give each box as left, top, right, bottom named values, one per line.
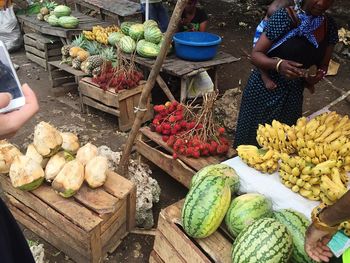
left=100, top=198, right=126, bottom=233
left=25, top=44, right=46, bottom=58
left=78, top=0, right=140, bottom=17
left=135, top=137, right=195, bottom=188
left=153, top=231, right=186, bottom=263
left=49, top=60, right=87, bottom=77
left=32, top=184, right=103, bottom=232
left=26, top=32, right=60, bottom=45
left=101, top=201, right=127, bottom=246
left=48, top=48, right=63, bottom=57
left=82, top=96, right=120, bottom=116
left=79, top=80, right=120, bottom=108
left=6, top=194, right=89, bottom=257
left=74, top=184, right=120, bottom=215
left=26, top=52, right=47, bottom=69
left=90, top=226, right=102, bottom=263
left=24, top=35, right=46, bottom=50
left=140, top=126, right=222, bottom=172
left=0, top=175, right=89, bottom=245
left=52, top=76, right=76, bottom=87
left=149, top=250, right=165, bottom=263
left=102, top=223, right=127, bottom=255
left=126, top=184, right=136, bottom=231
left=103, top=171, right=134, bottom=200
left=51, top=68, right=71, bottom=79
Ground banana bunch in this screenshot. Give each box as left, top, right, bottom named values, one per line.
left=320, top=167, right=348, bottom=205
left=279, top=153, right=320, bottom=201
left=256, top=120, right=296, bottom=154
left=237, top=145, right=279, bottom=174
left=339, top=221, right=350, bottom=236
left=83, top=25, right=120, bottom=44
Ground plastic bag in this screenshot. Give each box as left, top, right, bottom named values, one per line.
left=0, top=6, right=23, bottom=52
left=187, top=71, right=214, bottom=99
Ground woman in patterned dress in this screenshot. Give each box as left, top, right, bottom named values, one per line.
left=234, top=0, right=338, bottom=147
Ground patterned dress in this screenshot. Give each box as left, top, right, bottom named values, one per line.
left=234, top=9, right=339, bottom=147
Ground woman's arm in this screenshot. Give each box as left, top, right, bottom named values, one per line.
left=198, top=20, right=207, bottom=32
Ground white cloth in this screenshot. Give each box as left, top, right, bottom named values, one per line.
left=222, top=157, right=320, bottom=220
left=0, top=6, right=23, bottom=52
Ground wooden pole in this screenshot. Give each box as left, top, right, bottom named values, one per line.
left=118, top=0, right=188, bottom=176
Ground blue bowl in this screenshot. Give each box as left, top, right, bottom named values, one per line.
left=173, top=32, right=222, bottom=61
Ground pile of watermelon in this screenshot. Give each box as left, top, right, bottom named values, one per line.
left=181, top=165, right=316, bottom=263
left=116, top=20, right=168, bottom=58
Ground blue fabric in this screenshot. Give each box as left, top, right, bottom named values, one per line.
left=269, top=12, right=324, bottom=52
left=253, top=20, right=268, bottom=47
left=141, top=3, right=169, bottom=32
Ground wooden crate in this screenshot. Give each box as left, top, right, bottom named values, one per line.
left=0, top=171, right=136, bottom=263
left=48, top=61, right=88, bottom=96
left=150, top=200, right=233, bottom=263
left=24, top=33, right=62, bottom=70
left=136, top=127, right=234, bottom=188
left=79, top=78, right=153, bottom=131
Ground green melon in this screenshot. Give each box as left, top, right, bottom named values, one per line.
left=136, top=40, right=160, bottom=58
left=143, top=19, right=158, bottom=29
left=47, top=15, right=59, bottom=26
left=120, top=21, right=137, bottom=36
left=274, top=209, right=316, bottom=263
left=58, top=16, right=79, bottom=29
left=232, top=218, right=293, bottom=263
left=108, top=32, right=125, bottom=46
left=190, top=163, right=240, bottom=193
left=129, top=23, right=144, bottom=41
left=118, top=36, right=136, bottom=53
left=181, top=175, right=232, bottom=238
left=53, top=5, right=71, bottom=18
left=144, top=26, right=162, bottom=44
left=225, top=193, right=273, bottom=237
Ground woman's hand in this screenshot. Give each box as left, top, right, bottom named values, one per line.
left=0, top=84, right=39, bottom=139
left=304, top=223, right=334, bottom=262
left=305, top=69, right=326, bottom=86
left=278, top=60, right=304, bottom=79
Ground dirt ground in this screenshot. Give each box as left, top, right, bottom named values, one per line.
left=4, top=0, right=350, bottom=262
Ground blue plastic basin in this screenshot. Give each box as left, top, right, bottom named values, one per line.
left=173, top=32, right=222, bottom=61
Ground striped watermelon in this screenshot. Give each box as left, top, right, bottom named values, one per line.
left=120, top=21, right=137, bottom=35
left=118, top=36, right=136, bottom=54
left=136, top=40, right=160, bottom=58
left=182, top=175, right=232, bottom=238
left=144, top=26, right=162, bottom=44
left=143, top=19, right=158, bottom=29
left=190, top=164, right=240, bottom=193
left=129, top=23, right=144, bottom=41
left=274, top=209, right=316, bottom=263
left=232, top=218, right=293, bottom=263
left=225, top=193, right=273, bottom=237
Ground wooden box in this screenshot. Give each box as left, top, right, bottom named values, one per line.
left=24, top=33, right=62, bottom=70
left=150, top=200, right=233, bottom=263
left=136, top=127, right=232, bottom=188
left=79, top=78, right=153, bottom=131
left=0, top=171, right=136, bottom=263
left=48, top=61, right=88, bottom=96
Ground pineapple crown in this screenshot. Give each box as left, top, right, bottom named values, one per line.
left=42, top=0, right=58, bottom=10
left=84, top=41, right=102, bottom=56
left=71, top=34, right=86, bottom=48
left=101, top=47, right=117, bottom=62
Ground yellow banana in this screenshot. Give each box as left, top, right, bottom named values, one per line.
left=335, top=115, right=349, bottom=131
left=302, top=166, right=313, bottom=175
left=287, top=129, right=297, bottom=142
left=331, top=167, right=346, bottom=190
left=308, top=195, right=320, bottom=201
left=284, top=181, right=293, bottom=188
left=306, top=119, right=320, bottom=134
left=299, top=188, right=313, bottom=197
left=311, top=185, right=321, bottom=196
left=339, top=142, right=350, bottom=156
left=312, top=157, right=320, bottom=165
left=301, top=174, right=311, bottom=181
left=296, top=138, right=306, bottom=149
left=292, top=167, right=300, bottom=177
left=304, top=182, right=312, bottom=190
left=315, top=126, right=335, bottom=143
left=296, top=117, right=307, bottom=129
left=345, top=156, right=350, bottom=165
left=323, top=144, right=332, bottom=158
left=320, top=192, right=334, bottom=205
left=309, top=177, right=320, bottom=185
left=324, top=130, right=342, bottom=143
left=314, top=124, right=327, bottom=138
left=296, top=179, right=305, bottom=187
left=329, top=151, right=338, bottom=161
left=344, top=165, right=350, bottom=172
left=315, top=144, right=324, bottom=158
left=292, top=185, right=300, bottom=193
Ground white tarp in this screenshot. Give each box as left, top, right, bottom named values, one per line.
left=222, top=156, right=320, bottom=220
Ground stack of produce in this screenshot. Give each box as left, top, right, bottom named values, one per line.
left=181, top=166, right=315, bottom=263
left=150, top=93, right=230, bottom=159
left=83, top=25, right=120, bottom=45
left=38, top=4, right=79, bottom=29
left=1, top=122, right=109, bottom=198
left=116, top=20, right=166, bottom=58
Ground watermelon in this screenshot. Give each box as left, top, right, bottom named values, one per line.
left=181, top=175, right=232, bottom=238
left=119, top=36, right=136, bottom=54
left=53, top=5, right=71, bottom=18
left=144, top=26, right=162, bottom=44
left=191, top=163, right=240, bottom=193
left=129, top=23, right=145, bottom=41
left=58, top=16, right=79, bottom=29
left=274, top=209, right=316, bottom=263
left=225, top=193, right=273, bottom=237
left=108, top=32, right=125, bottom=46
left=120, top=21, right=137, bottom=36
left=143, top=19, right=158, bottom=29
left=232, top=218, right=293, bottom=263
left=47, top=15, right=59, bottom=26
left=136, top=40, right=160, bottom=58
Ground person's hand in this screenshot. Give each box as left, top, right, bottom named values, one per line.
left=278, top=60, right=304, bottom=79
left=305, top=223, right=334, bottom=262
left=305, top=69, right=326, bottom=86
left=0, top=84, right=39, bottom=139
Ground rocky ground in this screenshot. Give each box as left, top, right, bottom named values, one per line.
left=4, top=0, right=350, bottom=262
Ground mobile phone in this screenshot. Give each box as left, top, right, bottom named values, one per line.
left=0, top=41, right=25, bottom=113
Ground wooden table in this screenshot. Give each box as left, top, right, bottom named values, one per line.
left=74, top=0, right=141, bottom=25
left=126, top=51, right=240, bottom=103
left=17, top=11, right=111, bottom=43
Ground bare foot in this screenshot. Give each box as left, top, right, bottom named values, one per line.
left=261, top=73, right=277, bottom=90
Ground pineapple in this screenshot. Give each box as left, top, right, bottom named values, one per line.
left=72, top=58, right=82, bottom=70
left=77, top=50, right=90, bottom=62
left=81, top=60, right=88, bottom=73
left=101, top=47, right=117, bottom=64
left=85, top=41, right=102, bottom=56
left=61, top=45, right=72, bottom=56
left=68, top=34, right=86, bottom=58
left=71, top=34, right=86, bottom=48
left=92, top=67, right=101, bottom=77
left=69, top=47, right=83, bottom=58
left=85, top=55, right=103, bottom=70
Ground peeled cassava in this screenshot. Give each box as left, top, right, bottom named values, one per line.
left=33, top=122, right=63, bottom=157
left=76, top=143, right=98, bottom=165
left=45, top=151, right=74, bottom=182
left=26, top=144, right=49, bottom=168
left=85, top=156, right=108, bottom=188
left=9, top=155, right=45, bottom=191
left=52, top=160, right=84, bottom=198
left=61, top=132, right=80, bottom=154
left=0, top=140, right=22, bottom=174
